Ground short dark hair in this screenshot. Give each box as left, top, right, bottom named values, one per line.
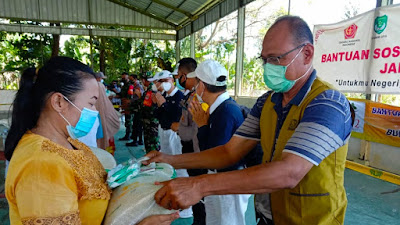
left=204, top=83, right=227, bottom=93
left=178, top=58, right=197, bottom=73
left=122, top=72, right=128, bottom=76
left=130, top=74, right=138, bottom=80
left=272, top=16, right=313, bottom=45
left=202, top=76, right=227, bottom=93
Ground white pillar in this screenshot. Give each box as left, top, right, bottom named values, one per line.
left=175, top=40, right=181, bottom=62
left=190, top=33, right=195, bottom=59
left=235, top=6, right=245, bottom=99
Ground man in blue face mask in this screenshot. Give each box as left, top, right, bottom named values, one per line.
left=144, top=16, right=354, bottom=225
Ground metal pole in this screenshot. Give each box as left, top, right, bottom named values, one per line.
left=288, top=0, right=291, bottom=15
left=175, top=40, right=181, bottom=62
left=89, top=33, right=94, bottom=69
left=376, top=0, right=393, bottom=7
left=190, top=33, right=195, bottom=59
left=373, top=0, right=392, bottom=101
left=235, top=6, right=245, bottom=100
left=360, top=0, right=394, bottom=161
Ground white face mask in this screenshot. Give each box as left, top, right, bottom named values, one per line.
left=194, top=82, right=205, bottom=103
left=162, top=82, right=172, bottom=92
left=151, top=83, right=158, bottom=92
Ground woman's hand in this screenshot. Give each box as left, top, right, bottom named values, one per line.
left=137, top=212, right=180, bottom=225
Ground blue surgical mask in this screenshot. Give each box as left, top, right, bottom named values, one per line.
left=263, top=47, right=306, bottom=93
left=59, top=96, right=99, bottom=139
left=175, top=78, right=185, bottom=90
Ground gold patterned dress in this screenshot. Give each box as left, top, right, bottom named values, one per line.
left=6, top=132, right=111, bottom=225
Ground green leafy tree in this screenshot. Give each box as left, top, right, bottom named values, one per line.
left=187, top=1, right=287, bottom=96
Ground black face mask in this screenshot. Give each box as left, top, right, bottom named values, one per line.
left=179, top=75, right=187, bottom=89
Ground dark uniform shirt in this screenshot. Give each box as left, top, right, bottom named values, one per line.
left=156, top=88, right=184, bottom=130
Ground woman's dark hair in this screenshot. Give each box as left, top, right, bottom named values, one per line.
left=5, top=56, right=96, bottom=160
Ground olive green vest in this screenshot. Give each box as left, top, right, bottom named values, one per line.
left=260, top=77, right=348, bottom=225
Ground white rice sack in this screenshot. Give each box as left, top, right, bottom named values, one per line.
left=90, top=146, right=117, bottom=170
left=104, top=163, right=177, bottom=225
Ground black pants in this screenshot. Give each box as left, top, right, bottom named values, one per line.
left=124, top=114, right=133, bottom=138
left=181, top=140, right=207, bottom=177
left=192, top=200, right=206, bottom=225
left=181, top=140, right=207, bottom=225
left=131, top=113, right=143, bottom=142
left=255, top=210, right=274, bottom=225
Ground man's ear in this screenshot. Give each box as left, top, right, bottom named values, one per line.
left=49, top=93, right=69, bottom=113
left=303, top=44, right=314, bottom=65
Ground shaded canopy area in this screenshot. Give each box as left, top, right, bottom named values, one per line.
left=0, top=0, right=255, bottom=41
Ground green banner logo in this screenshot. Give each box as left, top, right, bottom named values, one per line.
left=374, top=15, right=388, bottom=34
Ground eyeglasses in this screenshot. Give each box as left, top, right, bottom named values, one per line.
left=258, top=43, right=307, bottom=65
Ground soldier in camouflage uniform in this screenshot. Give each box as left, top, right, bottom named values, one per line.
left=126, top=74, right=144, bottom=146
left=118, top=72, right=133, bottom=141
left=140, top=73, right=160, bottom=153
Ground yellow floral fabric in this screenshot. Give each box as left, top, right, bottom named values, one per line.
left=6, top=132, right=111, bottom=225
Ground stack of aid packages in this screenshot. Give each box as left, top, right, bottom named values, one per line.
left=104, top=157, right=177, bottom=225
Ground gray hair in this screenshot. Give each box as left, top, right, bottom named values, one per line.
left=271, top=16, right=314, bottom=45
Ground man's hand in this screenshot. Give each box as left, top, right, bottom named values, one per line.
left=154, top=177, right=204, bottom=210
left=170, top=122, right=179, bottom=132
left=151, top=93, right=157, bottom=103
left=137, top=212, right=180, bottom=225
left=189, top=100, right=209, bottom=127
left=143, top=151, right=173, bottom=165
left=134, top=88, right=142, bottom=98
left=156, top=92, right=166, bottom=106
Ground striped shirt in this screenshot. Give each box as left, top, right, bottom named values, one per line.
left=234, top=71, right=352, bottom=165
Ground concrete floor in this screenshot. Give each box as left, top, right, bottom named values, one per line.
left=0, top=125, right=399, bottom=224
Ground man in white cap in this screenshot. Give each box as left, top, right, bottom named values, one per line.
left=148, top=70, right=194, bottom=224
left=184, top=59, right=249, bottom=225
left=145, top=16, right=353, bottom=225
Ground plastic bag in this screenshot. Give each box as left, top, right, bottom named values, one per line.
left=107, top=157, right=150, bottom=188
left=89, top=146, right=117, bottom=170
left=104, top=163, right=177, bottom=225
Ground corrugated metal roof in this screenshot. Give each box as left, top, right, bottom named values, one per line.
left=0, top=0, right=175, bottom=29
left=0, top=23, right=175, bottom=40
left=0, top=0, right=256, bottom=40
left=177, top=0, right=255, bottom=40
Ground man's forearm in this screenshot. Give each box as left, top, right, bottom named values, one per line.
left=170, top=145, right=236, bottom=169
left=169, top=136, right=257, bottom=170
left=197, top=161, right=295, bottom=196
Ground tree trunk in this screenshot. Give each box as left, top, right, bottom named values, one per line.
left=51, top=23, right=60, bottom=57
left=100, top=37, right=106, bottom=73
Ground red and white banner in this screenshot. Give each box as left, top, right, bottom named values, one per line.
left=313, top=4, right=400, bottom=94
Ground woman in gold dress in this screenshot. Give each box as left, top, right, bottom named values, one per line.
left=5, top=57, right=178, bottom=225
